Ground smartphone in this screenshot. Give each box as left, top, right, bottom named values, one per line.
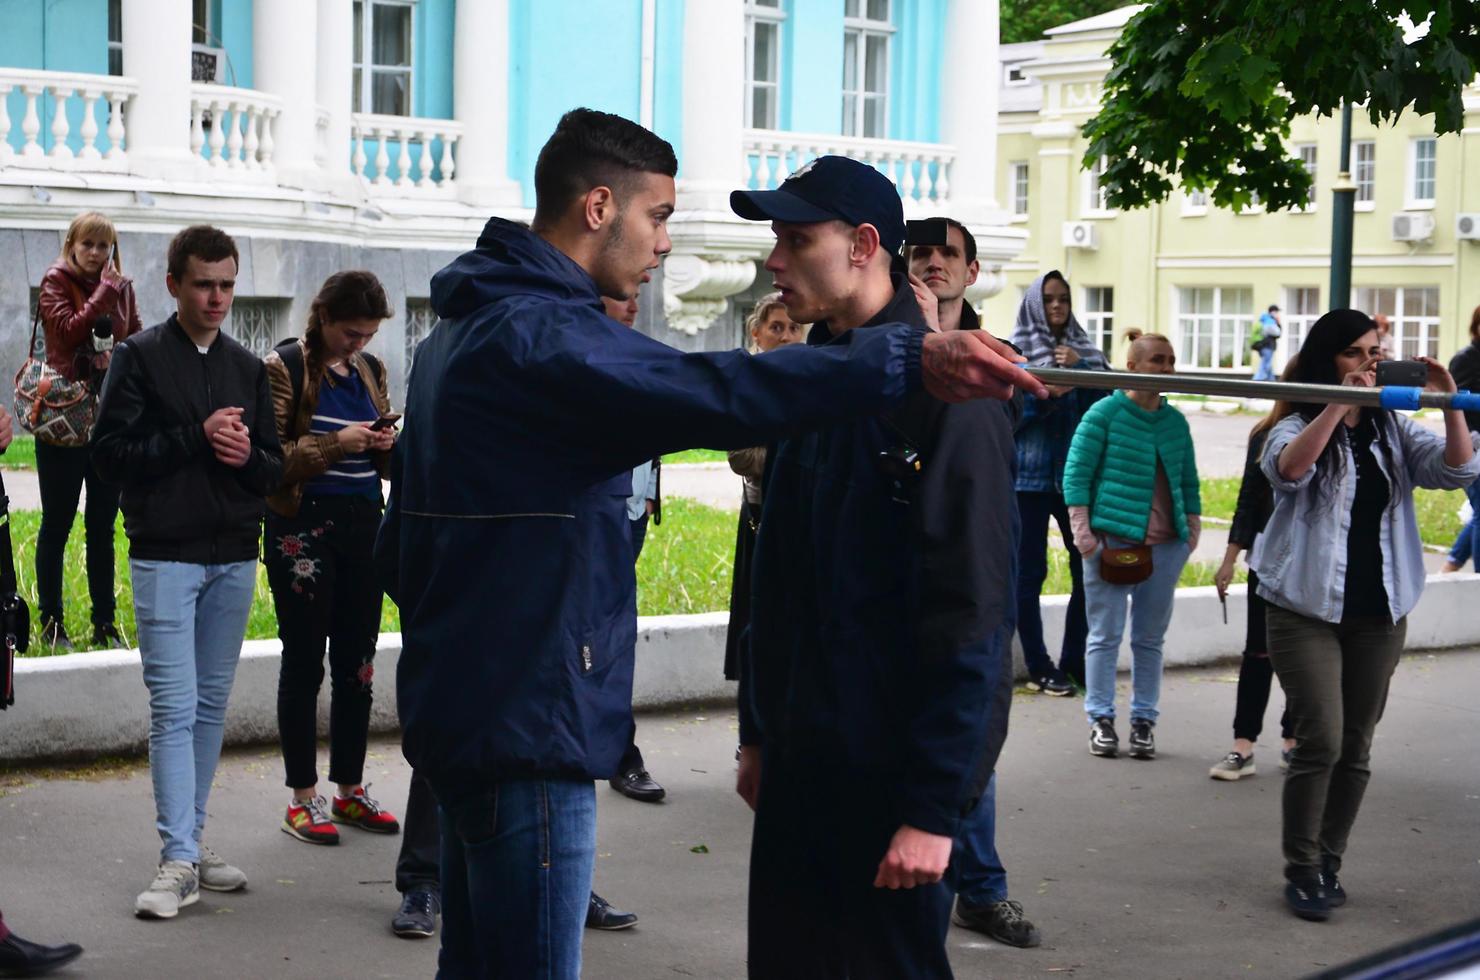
left=369, top=413, right=401, bottom=431
left=1375, top=360, right=1427, bottom=388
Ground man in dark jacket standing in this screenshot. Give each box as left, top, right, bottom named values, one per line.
left=92, top=225, right=283, bottom=920
left=732, top=160, right=1019, bottom=978
left=379, top=109, right=1042, bottom=978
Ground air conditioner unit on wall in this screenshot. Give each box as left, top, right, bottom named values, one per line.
left=1457, top=213, right=1480, bottom=241
left=1062, top=221, right=1099, bottom=250
left=1391, top=211, right=1436, bottom=242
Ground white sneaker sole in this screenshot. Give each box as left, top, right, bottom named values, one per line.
left=1210, top=764, right=1256, bottom=781
left=135, top=888, right=199, bottom=919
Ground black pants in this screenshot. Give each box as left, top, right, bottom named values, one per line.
left=396, top=768, right=440, bottom=893
left=748, top=750, right=954, bottom=979
left=1015, top=491, right=1087, bottom=685
left=265, top=494, right=384, bottom=790
left=34, top=441, right=118, bottom=627
left=620, top=514, right=647, bottom=775
left=1231, top=570, right=1292, bottom=742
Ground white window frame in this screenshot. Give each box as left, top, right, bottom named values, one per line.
left=1083, top=155, right=1114, bottom=217
left=842, top=0, right=893, bottom=139
left=1081, top=286, right=1115, bottom=360
left=1280, top=286, right=1321, bottom=369
left=1408, top=137, right=1437, bottom=209
left=1296, top=143, right=1318, bottom=212
left=1175, top=286, right=1255, bottom=371
left=107, top=0, right=124, bottom=76
left=1181, top=186, right=1208, bottom=216
left=1354, top=140, right=1376, bottom=211
left=354, top=0, right=416, bottom=117
left=1354, top=286, right=1441, bottom=360
left=1010, top=161, right=1029, bottom=219
left=744, top=1, right=786, bottom=130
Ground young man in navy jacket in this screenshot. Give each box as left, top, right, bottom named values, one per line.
left=378, top=109, right=1043, bottom=977
left=732, top=160, right=1019, bottom=978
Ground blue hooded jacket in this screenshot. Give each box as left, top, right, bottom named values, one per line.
left=378, top=218, right=925, bottom=784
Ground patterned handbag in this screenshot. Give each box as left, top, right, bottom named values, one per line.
left=12, top=305, right=96, bottom=448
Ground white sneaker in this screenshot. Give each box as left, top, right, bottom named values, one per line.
left=199, top=843, right=248, bottom=892
left=135, top=860, right=200, bottom=919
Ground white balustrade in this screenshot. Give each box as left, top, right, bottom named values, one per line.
left=189, top=84, right=283, bottom=175
left=741, top=129, right=957, bottom=209
left=351, top=113, right=463, bottom=197
left=0, top=69, right=139, bottom=172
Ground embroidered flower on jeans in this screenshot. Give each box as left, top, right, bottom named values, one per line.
left=278, top=534, right=307, bottom=558
left=291, top=557, right=320, bottom=581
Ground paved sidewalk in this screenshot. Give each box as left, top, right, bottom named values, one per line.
left=2, top=652, right=1477, bottom=978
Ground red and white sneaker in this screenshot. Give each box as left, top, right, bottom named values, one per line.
left=331, top=786, right=401, bottom=834
left=283, top=795, right=340, bottom=845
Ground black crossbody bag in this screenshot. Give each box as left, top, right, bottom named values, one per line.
left=0, top=469, right=30, bottom=709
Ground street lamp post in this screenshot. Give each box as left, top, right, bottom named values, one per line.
left=1329, top=102, right=1356, bottom=309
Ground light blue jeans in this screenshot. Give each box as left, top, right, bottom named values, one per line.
left=132, top=559, right=257, bottom=865
left=1082, top=537, right=1191, bottom=725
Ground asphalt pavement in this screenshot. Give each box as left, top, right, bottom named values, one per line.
left=2, top=652, right=1477, bottom=979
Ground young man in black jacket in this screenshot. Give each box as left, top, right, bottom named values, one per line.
left=92, top=225, right=283, bottom=920
left=731, top=159, right=1019, bottom=978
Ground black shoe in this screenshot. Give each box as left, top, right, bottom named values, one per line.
left=1321, top=857, right=1347, bottom=908
left=0, top=930, right=84, bottom=977
left=37, top=618, right=73, bottom=653
left=1023, top=671, right=1073, bottom=697
left=609, top=768, right=666, bottom=803
left=1285, top=872, right=1330, bottom=922
left=952, top=898, right=1041, bottom=948
left=90, top=623, right=124, bottom=649
left=586, top=892, right=638, bottom=931
left=1128, top=720, right=1156, bottom=760
left=1089, top=717, right=1119, bottom=757
left=391, top=887, right=441, bottom=939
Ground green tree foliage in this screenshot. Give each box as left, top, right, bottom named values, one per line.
left=1000, top=0, right=1126, bottom=45
left=1081, top=1, right=1480, bottom=212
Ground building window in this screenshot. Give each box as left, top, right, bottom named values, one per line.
left=1281, top=286, right=1321, bottom=362
left=353, top=0, right=414, bottom=116
left=745, top=1, right=785, bottom=130
left=228, top=299, right=284, bottom=360
left=1354, top=140, right=1376, bottom=205
left=1176, top=286, right=1254, bottom=370
left=1354, top=286, right=1440, bottom=359
left=1082, top=287, right=1114, bottom=359
left=1409, top=137, right=1437, bottom=205
left=1010, top=161, right=1029, bottom=216
left=1085, top=155, right=1111, bottom=214
left=107, top=0, right=123, bottom=75
left=1004, top=64, right=1029, bottom=87
left=842, top=0, right=892, bottom=139
left=1182, top=186, right=1208, bottom=214
left=405, top=298, right=437, bottom=378
left=1297, top=143, right=1318, bottom=209
left=192, top=0, right=214, bottom=44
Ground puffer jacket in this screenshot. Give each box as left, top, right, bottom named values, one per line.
left=1062, top=390, right=1201, bottom=542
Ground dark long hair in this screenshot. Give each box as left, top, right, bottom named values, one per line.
left=1289, top=309, right=1395, bottom=510
left=305, top=271, right=393, bottom=380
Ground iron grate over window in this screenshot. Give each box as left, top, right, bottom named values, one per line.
left=227, top=299, right=285, bottom=360
left=405, top=298, right=437, bottom=378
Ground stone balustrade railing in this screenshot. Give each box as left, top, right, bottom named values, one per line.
left=351, top=113, right=463, bottom=197
left=742, top=129, right=956, bottom=207
left=189, top=83, right=283, bottom=174
left=0, top=69, right=139, bottom=171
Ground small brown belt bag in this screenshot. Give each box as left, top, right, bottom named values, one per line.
left=1099, top=544, right=1154, bottom=585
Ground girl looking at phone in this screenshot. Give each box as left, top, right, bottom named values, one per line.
left=263, top=270, right=401, bottom=845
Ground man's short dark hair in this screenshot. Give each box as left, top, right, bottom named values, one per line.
left=944, top=218, right=977, bottom=265
left=167, top=225, right=239, bottom=281
left=531, top=108, right=678, bottom=226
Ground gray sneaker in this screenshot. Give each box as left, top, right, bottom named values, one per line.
left=953, top=898, right=1042, bottom=948
left=1209, top=751, right=1256, bottom=780
left=199, top=843, right=248, bottom=892
left=135, top=860, right=200, bottom=919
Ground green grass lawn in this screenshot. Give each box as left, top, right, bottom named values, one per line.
left=2, top=435, right=36, bottom=470
left=661, top=449, right=729, bottom=465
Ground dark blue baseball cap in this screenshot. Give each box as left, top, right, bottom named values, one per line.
left=730, top=155, right=907, bottom=254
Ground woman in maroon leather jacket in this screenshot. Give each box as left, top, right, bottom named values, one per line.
left=34, top=211, right=142, bottom=650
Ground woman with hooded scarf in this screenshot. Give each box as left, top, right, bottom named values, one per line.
left=1008, top=271, right=1111, bottom=696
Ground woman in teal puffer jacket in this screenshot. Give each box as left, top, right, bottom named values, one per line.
left=1063, top=333, right=1202, bottom=762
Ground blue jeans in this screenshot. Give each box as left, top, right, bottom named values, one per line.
left=950, top=773, right=1006, bottom=906
left=132, top=559, right=257, bottom=865
left=1446, top=480, right=1480, bottom=568
left=432, top=776, right=596, bottom=980
left=1253, top=345, right=1276, bottom=381
left=1082, top=538, right=1191, bottom=725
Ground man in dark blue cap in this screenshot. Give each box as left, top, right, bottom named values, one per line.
left=732, top=157, right=1020, bottom=978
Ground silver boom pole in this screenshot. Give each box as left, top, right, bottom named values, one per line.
left=1025, top=367, right=1480, bottom=414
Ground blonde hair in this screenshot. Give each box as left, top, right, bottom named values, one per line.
left=1127, top=332, right=1173, bottom=363
left=744, top=292, right=789, bottom=353
left=61, top=211, right=120, bottom=275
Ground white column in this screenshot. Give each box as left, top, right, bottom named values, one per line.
left=121, top=0, right=196, bottom=178
left=315, top=0, right=354, bottom=184
left=942, top=0, right=1001, bottom=219
left=454, top=0, right=522, bottom=207
left=255, top=0, right=320, bottom=186
left=677, top=0, right=745, bottom=212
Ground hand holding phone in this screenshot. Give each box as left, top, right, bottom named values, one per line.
left=1374, top=359, right=1427, bottom=388
left=369, top=413, right=402, bottom=432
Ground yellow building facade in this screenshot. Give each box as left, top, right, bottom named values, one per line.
left=987, top=6, right=1480, bottom=373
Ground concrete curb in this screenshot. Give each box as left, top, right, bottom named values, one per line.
left=6, top=574, right=1480, bottom=764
